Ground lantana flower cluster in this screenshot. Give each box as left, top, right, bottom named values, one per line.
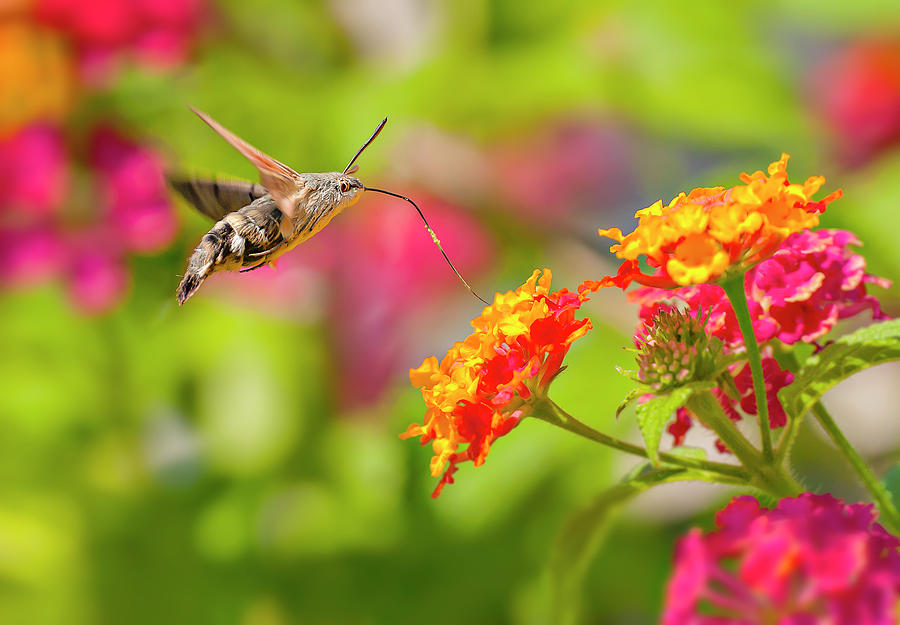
left=403, top=269, right=599, bottom=496
left=404, top=150, right=898, bottom=624
left=405, top=154, right=892, bottom=488
left=631, top=228, right=890, bottom=448
left=598, top=154, right=840, bottom=289
left=634, top=229, right=890, bottom=348
left=664, top=494, right=900, bottom=625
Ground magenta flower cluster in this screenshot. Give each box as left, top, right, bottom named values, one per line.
left=35, top=0, right=207, bottom=83
left=2, top=0, right=210, bottom=314
left=664, top=494, right=900, bottom=625
left=633, top=229, right=890, bottom=448
left=0, top=124, right=175, bottom=314
left=635, top=229, right=889, bottom=348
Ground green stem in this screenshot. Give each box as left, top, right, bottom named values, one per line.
left=687, top=391, right=800, bottom=498
left=721, top=275, right=773, bottom=461
left=685, top=392, right=759, bottom=468
left=534, top=398, right=749, bottom=481
left=774, top=350, right=803, bottom=464
left=811, top=401, right=900, bottom=533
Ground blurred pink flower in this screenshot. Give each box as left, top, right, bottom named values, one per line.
left=90, top=126, right=177, bottom=253
left=0, top=2, right=192, bottom=315
left=330, top=190, right=492, bottom=407
left=0, top=124, right=68, bottom=218
left=811, top=39, right=900, bottom=166
left=663, top=494, right=900, bottom=625
left=0, top=226, right=66, bottom=287
left=493, top=119, right=633, bottom=226
left=34, top=0, right=207, bottom=82
left=0, top=124, right=175, bottom=314
left=66, top=241, right=129, bottom=315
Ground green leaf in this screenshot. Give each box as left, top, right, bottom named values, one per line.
left=548, top=467, right=693, bottom=625
left=615, top=387, right=645, bottom=418
left=780, top=320, right=900, bottom=420
left=635, top=386, right=695, bottom=468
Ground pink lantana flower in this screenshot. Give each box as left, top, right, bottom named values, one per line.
left=663, top=494, right=900, bottom=625
left=635, top=229, right=890, bottom=349
left=634, top=229, right=888, bottom=449
left=750, top=229, right=891, bottom=344
left=731, top=358, right=793, bottom=429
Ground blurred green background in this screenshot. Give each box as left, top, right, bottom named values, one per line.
left=2, top=1, right=900, bottom=623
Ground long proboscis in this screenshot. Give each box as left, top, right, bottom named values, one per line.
left=344, top=118, right=388, bottom=174
left=365, top=187, right=490, bottom=306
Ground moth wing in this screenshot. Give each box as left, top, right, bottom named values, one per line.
left=189, top=106, right=304, bottom=219
left=168, top=177, right=268, bottom=221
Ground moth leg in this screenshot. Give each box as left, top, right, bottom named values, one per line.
left=240, top=261, right=268, bottom=273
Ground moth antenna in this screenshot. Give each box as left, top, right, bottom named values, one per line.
left=365, top=187, right=490, bottom=306
left=343, top=118, right=387, bottom=174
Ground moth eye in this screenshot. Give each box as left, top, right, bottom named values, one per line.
left=339, top=180, right=351, bottom=193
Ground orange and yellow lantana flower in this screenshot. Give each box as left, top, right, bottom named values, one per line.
left=598, top=154, right=841, bottom=289
left=403, top=269, right=600, bottom=497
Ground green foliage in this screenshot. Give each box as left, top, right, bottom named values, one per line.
left=616, top=386, right=643, bottom=418
left=635, top=386, right=695, bottom=468
left=547, top=466, right=695, bottom=625
left=780, top=320, right=900, bottom=420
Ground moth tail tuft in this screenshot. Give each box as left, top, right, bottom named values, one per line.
left=176, top=272, right=204, bottom=305
left=176, top=229, right=225, bottom=305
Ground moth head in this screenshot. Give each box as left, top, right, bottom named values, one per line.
left=336, top=174, right=364, bottom=205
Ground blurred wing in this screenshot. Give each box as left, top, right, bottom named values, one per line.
left=189, top=106, right=305, bottom=218
left=168, top=177, right=268, bottom=221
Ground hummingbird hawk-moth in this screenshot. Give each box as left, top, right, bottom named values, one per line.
left=170, top=107, right=486, bottom=306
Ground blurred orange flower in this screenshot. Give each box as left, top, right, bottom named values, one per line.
left=811, top=38, right=900, bottom=167
left=0, top=19, right=74, bottom=135
left=598, top=154, right=841, bottom=289
left=403, top=269, right=600, bottom=497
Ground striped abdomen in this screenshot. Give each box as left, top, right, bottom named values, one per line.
left=176, top=196, right=284, bottom=305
